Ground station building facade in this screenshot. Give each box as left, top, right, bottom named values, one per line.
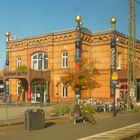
left=3, top=27, right=140, bottom=103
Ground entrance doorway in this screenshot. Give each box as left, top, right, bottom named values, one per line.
left=31, top=81, right=44, bottom=103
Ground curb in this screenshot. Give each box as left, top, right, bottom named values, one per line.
left=0, top=115, right=71, bottom=127
left=0, top=121, right=24, bottom=127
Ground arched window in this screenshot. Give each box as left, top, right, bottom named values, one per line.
left=31, top=52, right=48, bottom=70
left=17, top=56, right=22, bottom=67
left=62, top=51, right=68, bottom=68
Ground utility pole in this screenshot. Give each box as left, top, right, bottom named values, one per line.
left=128, top=0, right=136, bottom=110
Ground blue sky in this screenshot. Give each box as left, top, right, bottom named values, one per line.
left=0, top=0, right=140, bottom=68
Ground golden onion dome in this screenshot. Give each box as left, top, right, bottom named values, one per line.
left=75, top=16, right=82, bottom=23
left=110, top=17, right=117, bottom=24
left=5, top=32, right=10, bottom=37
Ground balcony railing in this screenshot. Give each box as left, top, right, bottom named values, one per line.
left=3, top=69, right=51, bottom=81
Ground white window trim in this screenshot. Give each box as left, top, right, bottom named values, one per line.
left=17, top=80, right=21, bottom=96
left=117, top=52, right=122, bottom=70
left=62, top=51, right=68, bottom=68
left=17, top=56, right=22, bottom=67
left=31, top=52, right=48, bottom=70
left=62, top=83, right=68, bottom=98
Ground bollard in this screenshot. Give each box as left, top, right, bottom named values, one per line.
left=74, top=118, right=76, bottom=125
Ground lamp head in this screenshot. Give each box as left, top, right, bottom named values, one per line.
left=117, top=66, right=121, bottom=70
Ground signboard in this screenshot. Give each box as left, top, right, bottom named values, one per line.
left=110, top=80, right=119, bottom=87
left=130, top=88, right=135, bottom=97
left=112, top=80, right=119, bottom=85
left=112, top=71, right=118, bottom=80
left=112, top=80, right=118, bottom=85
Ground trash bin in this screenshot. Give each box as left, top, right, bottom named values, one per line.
left=25, top=108, right=45, bottom=130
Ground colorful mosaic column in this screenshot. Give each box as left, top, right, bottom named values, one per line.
left=75, top=16, right=82, bottom=99
left=5, top=32, right=10, bottom=66
left=5, top=32, right=10, bottom=98
left=110, top=17, right=117, bottom=117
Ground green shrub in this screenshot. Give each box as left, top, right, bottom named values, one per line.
left=83, top=104, right=95, bottom=114
left=17, top=65, right=27, bottom=71
left=54, top=104, right=70, bottom=115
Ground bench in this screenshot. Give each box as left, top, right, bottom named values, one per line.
left=73, top=116, right=86, bottom=125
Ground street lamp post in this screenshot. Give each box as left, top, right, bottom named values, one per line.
left=110, top=17, right=117, bottom=117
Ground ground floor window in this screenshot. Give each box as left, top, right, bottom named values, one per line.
left=17, top=80, right=21, bottom=96
left=0, top=85, right=4, bottom=93
left=117, top=81, right=140, bottom=102
left=62, top=83, right=67, bottom=98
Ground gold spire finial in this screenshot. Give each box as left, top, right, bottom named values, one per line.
left=5, top=32, right=10, bottom=37
left=5, top=32, right=11, bottom=42
left=110, top=17, right=117, bottom=24
left=75, top=16, right=82, bottom=23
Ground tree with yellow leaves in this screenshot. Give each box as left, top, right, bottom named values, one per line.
left=61, top=59, right=100, bottom=98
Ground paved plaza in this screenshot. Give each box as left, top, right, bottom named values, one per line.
left=0, top=103, right=140, bottom=140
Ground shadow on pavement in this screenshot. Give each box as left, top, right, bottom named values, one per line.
left=45, top=122, right=55, bottom=128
